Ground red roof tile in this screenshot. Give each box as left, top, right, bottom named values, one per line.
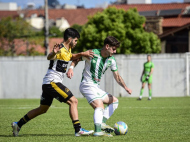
left=24, top=8, right=103, bottom=26
left=163, top=17, right=190, bottom=27
left=112, top=3, right=190, bottom=27
left=0, top=11, right=19, bottom=19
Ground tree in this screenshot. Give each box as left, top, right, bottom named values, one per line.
left=0, top=17, right=33, bottom=56
left=77, top=7, right=161, bottom=54
left=49, top=26, right=63, bottom=37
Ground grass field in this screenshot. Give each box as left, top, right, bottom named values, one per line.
left=0, top=97, right=190, bottom=142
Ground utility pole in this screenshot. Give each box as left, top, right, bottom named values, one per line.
left=44, top=0, right=49, bottom=55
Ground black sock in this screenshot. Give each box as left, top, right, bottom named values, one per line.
left=17, top=114, right=31, bottom=128
left=72, top=120, right=81, bottom=133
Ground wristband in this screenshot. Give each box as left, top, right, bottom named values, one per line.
left=69, top=66, right=74, bottom=69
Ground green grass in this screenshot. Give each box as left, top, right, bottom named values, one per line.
left=0, top=97, right=190, bottom=142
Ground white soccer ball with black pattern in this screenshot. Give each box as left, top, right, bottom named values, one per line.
left=114, top=121, right=128, bottom=135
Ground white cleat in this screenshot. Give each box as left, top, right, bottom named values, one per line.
left=75, top=128, right=94, bottom=136
left=101, top=123, right=114, bottom=133
left=93, top=131, right=113, bottom=137
left=11, top=122, right=20, bottom=137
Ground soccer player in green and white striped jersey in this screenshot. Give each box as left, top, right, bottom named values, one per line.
left=137, top=55, right=154, bottom=100
left=67, top=36, right=132, bottom=137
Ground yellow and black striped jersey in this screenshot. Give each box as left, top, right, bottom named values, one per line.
left=43, top=43, right=72, bottom=84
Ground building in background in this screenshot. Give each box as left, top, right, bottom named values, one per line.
left=0, top=1, right=190, bottom=54
left=112, top=0, right=152, bottom=4
left=0, top=2, right=18, bottom=11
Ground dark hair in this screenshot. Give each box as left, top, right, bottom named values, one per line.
left=104, top=36, right=120, bottom=48
left=63, top=28, right=80, bottom=41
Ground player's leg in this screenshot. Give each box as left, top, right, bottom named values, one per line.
left=66, top=96, right=79, bottom=120
left=90, top=100, right=112, bottom=137
left=138, top=80, right=146, bottom=100
left=90, top=99, right=104, bottom=133
left=100, top=94, right=118, bottom=133
left=148, top=75, right=153, bottom=100
left=79, top=82, right=112, bottom=137
left=12, top=84, right=53, bottom=137
left=50, top=82, right=93, bottom=136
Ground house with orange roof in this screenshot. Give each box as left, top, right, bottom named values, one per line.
left=0, top=3, right=190, bottom=54
left=111, top=3, right=190, bottom=53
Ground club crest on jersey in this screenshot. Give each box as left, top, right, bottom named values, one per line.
left=107, top=61, right=112, bottom=67
left=92, top=59, right=96, bottom=63
left=65, top=88, right=70, bottom=92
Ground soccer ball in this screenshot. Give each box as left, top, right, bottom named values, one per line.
left=114, top=121, right=128, bottom=135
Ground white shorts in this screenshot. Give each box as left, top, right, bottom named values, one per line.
left=79, top=82, right=108, bottom=104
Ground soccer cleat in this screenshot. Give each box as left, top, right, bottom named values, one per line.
left=75, top=128, right=94, bottom=136
left=11, top=122, right=20, bottom=137
left=93, top=131, right=113, bottom=137
left=101, top=123, right=114, bottom=133
left=148, top=98, right=151, bottom=100
left=137, top=98, right=142, bottom=100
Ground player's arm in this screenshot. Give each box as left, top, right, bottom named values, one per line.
left=47, top=43, right=60, bottom=60
left=149, top=68, right=154, bottom=76
left=66, top=58, right=81, bottom=79
left=71, top=50, right=94, bottom=61
left=112, top=71, right=132, bottom=95
left=146, top=65, right=154, bottom=80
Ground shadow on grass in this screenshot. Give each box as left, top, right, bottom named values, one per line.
left=0, top=134, right=74, bottom=137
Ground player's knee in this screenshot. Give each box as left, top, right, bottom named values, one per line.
left=113, top=97, right=118, bottom=103
left=68, top=96, right=78, bottom=106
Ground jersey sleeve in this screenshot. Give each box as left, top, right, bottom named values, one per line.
left=151, top=62, right=154, bottom=68
left=110, top=57, right=118, bottom=72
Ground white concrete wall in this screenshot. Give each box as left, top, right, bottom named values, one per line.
left=0, top=53, right=189, bottom=99
left=0, top=3, right=17, bottom=11
left=127, top=0, right=152, bottom=4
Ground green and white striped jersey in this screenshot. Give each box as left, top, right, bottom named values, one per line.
left=81, top=49, right=118, bottom=85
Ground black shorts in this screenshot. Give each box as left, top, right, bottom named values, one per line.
left=40, top=82, right=73, bottom=106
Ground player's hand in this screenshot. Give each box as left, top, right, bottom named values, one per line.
left=66, top=68, right=74, bottom=79
left=82, top=50, right=94, bottom=59
left=53, top=43, right=61, bottom=54
left=146, top=75, right=150, bottom=81
left=126, top=88, right=132, bottom=95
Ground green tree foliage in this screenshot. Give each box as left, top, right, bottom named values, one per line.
left=77, top=7, right=161, bottom=54
left=49, top=26, right=63, bottom=37
left=0, top=17, right=34, bottom=56
left=71, top=24, right=84, bottom=34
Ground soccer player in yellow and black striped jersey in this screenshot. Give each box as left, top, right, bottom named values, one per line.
left=11, top=28, right=94, bottom=137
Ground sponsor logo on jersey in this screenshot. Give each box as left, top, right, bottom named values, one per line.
left=94, top=77, right=100, bottom=82
left=62, top=64, right=67, bottom=67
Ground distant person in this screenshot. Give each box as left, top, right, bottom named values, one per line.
left=137, top=55, right=154, bottom=100
left=67, top=36, right=132, bottom=137
left=11, top=28, right=94, bottom=137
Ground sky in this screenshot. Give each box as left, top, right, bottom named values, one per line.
left=0, top=0, right=184, bottom=9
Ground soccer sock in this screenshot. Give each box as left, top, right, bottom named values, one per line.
left=139, top=88, right=144, bottom=98
left=17, top=114, right=31, bottom=128
left=102, top=100, right=119, bottom=123
left=72, top=120, right=81, bottom=133
left=149, top=89, right=152, bottom=98
left=94, top=107, right=103, bottom=132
